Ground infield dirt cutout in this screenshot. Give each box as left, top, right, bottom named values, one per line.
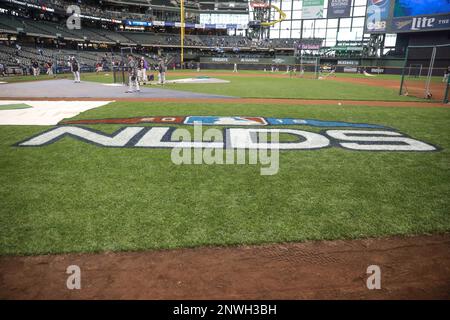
left=1, top=234, right=449, bottom=299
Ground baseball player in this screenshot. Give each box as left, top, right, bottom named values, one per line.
left=46, top=61, right=53, bottom=76
left=126, top=54, right=139, bottom=93
left=443, top=66, right=450, bottom=83
left=70, top=56, right=80, bottom=83
left=138, top=57, right=148, bottom=85
left=158, top=58, right=166, bottom=85
left=32, top=60, right=39, bottom=77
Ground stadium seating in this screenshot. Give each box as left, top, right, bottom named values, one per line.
left=0, top=15, right=292, bottom=49
left=0, top=8, right=302, bottom=73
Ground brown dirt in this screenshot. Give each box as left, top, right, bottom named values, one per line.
left=0, top=97, right=448, bottom=108
left=1, top=234, right=449, bottom=300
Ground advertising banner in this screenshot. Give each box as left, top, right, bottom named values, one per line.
left=302, top=0, right=325, bottom=19
left=337, top=60, right=360, bottom=66
left=364, top=0, right=391, bottom=33
left=201, top=57, right=296, bottom=65
left=391, top=13, right=450, bottom=33
left=393, top=0, right=450, bottom=17
left=327, top=0, right=352, bottom=19
left=298, top=43, right=321, bottom=50
left=122, top=20, right=247, bottom=30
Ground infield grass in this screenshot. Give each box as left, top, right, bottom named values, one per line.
left=0, top=101, right=449, bottom=255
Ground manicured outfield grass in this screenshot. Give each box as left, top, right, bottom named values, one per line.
left=146, top=70, right=427, bottom=101
left=2, top=71, right=436, bottom=101
left=161, top=75, right=415, bottom=100
left=0, top=101, right=449, bottom=255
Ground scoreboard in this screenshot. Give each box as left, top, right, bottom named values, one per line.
left=365, top=0, right=450, bottom=33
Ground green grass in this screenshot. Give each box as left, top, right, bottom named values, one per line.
left=173, top=68, right=445, bottom=82
left=3, top=71, right=427, bottom=101
left=147, top=70, right=426, bottom=101
left=0, top=72, right=109, bottom=84
left=161, top=75, right=419, bottom=100
left=0, top=74, right=66, bottom=83
left=0, top=103, right=32, bottom=110
left=0, top=101, right=449, bottom=255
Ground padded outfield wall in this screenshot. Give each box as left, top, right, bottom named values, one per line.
left=198, top=56, right=411, bottom=75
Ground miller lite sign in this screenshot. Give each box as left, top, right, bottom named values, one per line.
left=392, top=13, right=450, bottom=32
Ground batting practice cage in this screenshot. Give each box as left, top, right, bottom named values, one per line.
left=400, top=44, right=450, bottom=103
left=298, top=56, right=320, bottom=79
left=113, top=47, right=133, bottom=85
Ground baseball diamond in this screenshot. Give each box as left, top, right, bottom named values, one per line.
left=0, top=0, right=449, bottom=308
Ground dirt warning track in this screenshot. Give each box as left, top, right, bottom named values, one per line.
left=1, top=234, right=449, bottom=300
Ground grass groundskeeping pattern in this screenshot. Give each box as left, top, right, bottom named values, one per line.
left=161, top=75, right=414, bottom=101
left=1, top=71, right=432, bottom=101
left=81, top=71, right=421, bottom=101
left=0, top=101, right=449, bottom=255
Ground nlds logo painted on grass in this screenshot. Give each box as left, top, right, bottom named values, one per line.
left=15, top=115, right=438, bottom=152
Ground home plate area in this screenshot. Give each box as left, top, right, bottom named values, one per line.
left=164, top=77, right=230, bottom=84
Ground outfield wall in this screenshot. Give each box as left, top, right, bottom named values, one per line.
left=197, top=57, right=446, bottom=76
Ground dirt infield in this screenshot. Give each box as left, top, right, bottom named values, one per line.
left=0, top=79, right=233, bottom=100
left=1, top=234, right=449, bottom=300
left=0, top=97, right=448, bottom=108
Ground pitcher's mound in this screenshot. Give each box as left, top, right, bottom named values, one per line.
left=165, top=77, right=230, bottom=84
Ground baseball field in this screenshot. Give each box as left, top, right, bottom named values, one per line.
left=0, top=70, right=449, bottom=299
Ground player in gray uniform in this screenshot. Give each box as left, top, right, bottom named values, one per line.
left=158, top=58, right=166, bottom=85
left=126, top=54, right=140, bottom=93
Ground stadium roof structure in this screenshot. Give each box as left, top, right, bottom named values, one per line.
left=102, top=0, right=249, bottom=12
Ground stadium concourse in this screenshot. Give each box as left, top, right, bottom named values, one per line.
left=0, top=0, right=449, bottom=303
